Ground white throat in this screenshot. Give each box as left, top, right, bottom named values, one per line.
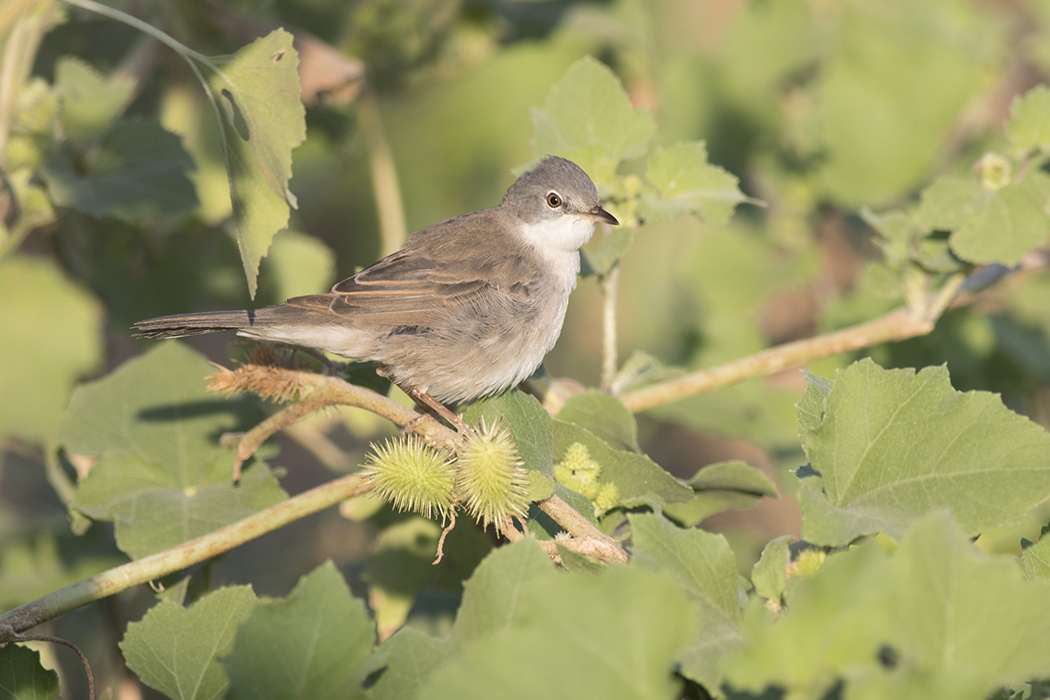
left=515, top=215, right=597, bottom=291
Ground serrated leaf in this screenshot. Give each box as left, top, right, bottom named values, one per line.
left=55, top=56, right=133, bottom=140
left=918, top=171, right=1050, bottom=266
left=0, top=645, right=60, bottom=700
left=797, top=359, right=1050, bottom=546
left=0, top=255, right=102, bottom=443
left=752, top=535, right=793, bottom=603
left=41, top=118, right=199, bottom=221
left=463, top=390, right=553, bottom=476
left=580, top=227, right=634, bottom=277
left=61, top=343, right=286, bottom=558
left=663, top=460, right=778, bottom=527
left=1021, top=524, right=1050, bottom=581
left=121, top=586, right=257, bottom=700
left=556, top=389, right=638, bottom=452
left=367, top=628, right=449, bottom=700
left=201, top=29, right=306, bottom=297
left=421, top=563, right=693, bottom=700
left=641, top=141, right=746, bottom=225
left=529, top=56, right=655, bottom=185
left=1006, top=84, right=1050, bottom=153
left=552, top=420, right=692, bottom=511
left=223, top=562, right=374, bottom=700
left=629, top=513, right=743, bottom=689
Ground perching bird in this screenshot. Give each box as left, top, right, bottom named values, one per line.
left=134, top=156, right=618, bottom=424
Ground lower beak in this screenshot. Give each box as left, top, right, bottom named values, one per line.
left=585, top=205, right=619, bottom=226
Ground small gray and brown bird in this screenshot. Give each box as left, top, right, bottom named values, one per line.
left=134, top=156, right=618, bottom=424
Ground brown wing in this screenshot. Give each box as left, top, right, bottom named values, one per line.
left=284, top=210, right=537, bottom=327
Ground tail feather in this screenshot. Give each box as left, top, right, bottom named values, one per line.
left=133, top=309, right=258, bottom=339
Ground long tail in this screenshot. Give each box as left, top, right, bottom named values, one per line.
left=133, top=308, right=285, bottom=339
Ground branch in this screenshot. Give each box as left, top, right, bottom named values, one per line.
left=618, top=255, right=1050, bottom=414
left=0, top=472, right=372, bottom=637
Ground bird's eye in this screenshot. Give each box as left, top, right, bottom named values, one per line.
left=546, top=192, right=562, bottom=208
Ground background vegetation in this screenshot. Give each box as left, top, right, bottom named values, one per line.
left=4, top=0, right=1050, bottom=698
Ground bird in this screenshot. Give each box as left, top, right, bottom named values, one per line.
left=134, top=156, right=619, bottom=428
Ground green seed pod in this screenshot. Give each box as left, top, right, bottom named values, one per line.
left=362, top=436, right=455, bottom=521
left=455, top=419, right=529, bottom=532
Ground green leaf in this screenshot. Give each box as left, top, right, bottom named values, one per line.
left=580, top=227, right=634, bottom=277
left=421, top=564, right=693, bottom=700
left=223, top=562, right=374, bottom=700
left=201, top=29, right=306, bottom=297
left=367, top=628, right=449, bottom=700
left=61, top=343, right=286, bottom=558
left=1021, top=524, right=1050, bottom=581
left=121, top=586, right=256, bottom=700
left=629, top=513, right=743, bottom=689
left=0, top=645, right=60, bottom=700
left=55, top=56, right=133, bottom=140
left=0, top=255, right=102, bottom=443
left=463, top=390, right=553, bottom=476
left=1006, top=84, right=1050, bottom=153
left=918, top=171, right=1050, bottom=266
left=552, top=419, right=693, bottom=511
left=751, top=535, right=793, bottom=603
left=797, top=359, right=1050, bottom=546
left=530, top=55, right=655, bottom=185
left=556, top=389, right=639, bottom=452
left=663, top=460, right=778, bottom=527
left=259, top=230, right=336, bottom=301
left=41, top=118, right=199, bottom=222
left=641, top=141, right=747, bottom=225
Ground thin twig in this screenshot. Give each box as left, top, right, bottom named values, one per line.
left=359, top=86, right=406, bottom=256
left=620, top=307, right=934, bottom=413
left=0, top=473, right=372, bottom=636
left=600, top=266, right=620, bottom=393
left=535, top=495, right=628, bottom=564
left=6, top=635, right=94, bottom=700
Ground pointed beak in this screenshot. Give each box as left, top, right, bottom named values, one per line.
left=583, top=204, right=619, bottom=226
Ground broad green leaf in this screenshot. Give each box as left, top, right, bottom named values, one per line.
left=223, top=562, right=374, bottom=700
left=421, top=565, right=693, bottom=700
left=1006, top=84, right=1050, bottom=153
left=663, top=460, right=778, bottom=527
left=367, top=628, right=449, bottom=700
left=1021, top=524, right=1050, bottom=581
left=918, top=171, right=1050, bottom=265
left=556, top=389, right=639, bottom=453
left=795, top=370, right=832, bottom=434
left=260, top=230, right=336, bottom=302
left=41, top=118, right=199, bottom=222
left=121, top=586, right=257, bottom=700
left=55, top=56, right=132, bottom=140
left=530, top=55, right=655, bottom=185
left=201, top=29, right=306, bottom=297
left=641, top=141, right=747, bottom=225
left=728, top=513, right=1050, bottom=697
left=0, top=255, right=102, bottom=443
left=0, top=645, right=60, bottom=700
left=552, top=419, right=693, bottom=511
left=751, top=535, right=793, bottom=603
left=797, top=359, right=1050, bottom=546
left=61, top=343, right=285, bottom=558
left=365, top=516, right=443, bottom=642
left=73, top=450, right=285, bottom=559
left=580, top=227, right=634, bottom=277
left=449, top=539, right=558, bottom=648
left=629, top=513, right=743, bottom=689
left=464, top=390, right=553, bottom=476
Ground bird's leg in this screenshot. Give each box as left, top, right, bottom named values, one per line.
left=375, top=366, right=473, bottom=434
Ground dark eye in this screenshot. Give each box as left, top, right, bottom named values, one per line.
left=546, top=192, right=562, bottom=208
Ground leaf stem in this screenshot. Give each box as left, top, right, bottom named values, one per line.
left=359, top=87, right=407, bottom=257
left=59, top=0, right=212, bottom=66
left=600, top=266, right=620, bottom=393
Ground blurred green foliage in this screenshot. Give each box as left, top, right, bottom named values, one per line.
left=5, top=0, right=1050, bottom=698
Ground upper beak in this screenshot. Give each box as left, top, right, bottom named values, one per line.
left=584, top=204, right=619, bottom=226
